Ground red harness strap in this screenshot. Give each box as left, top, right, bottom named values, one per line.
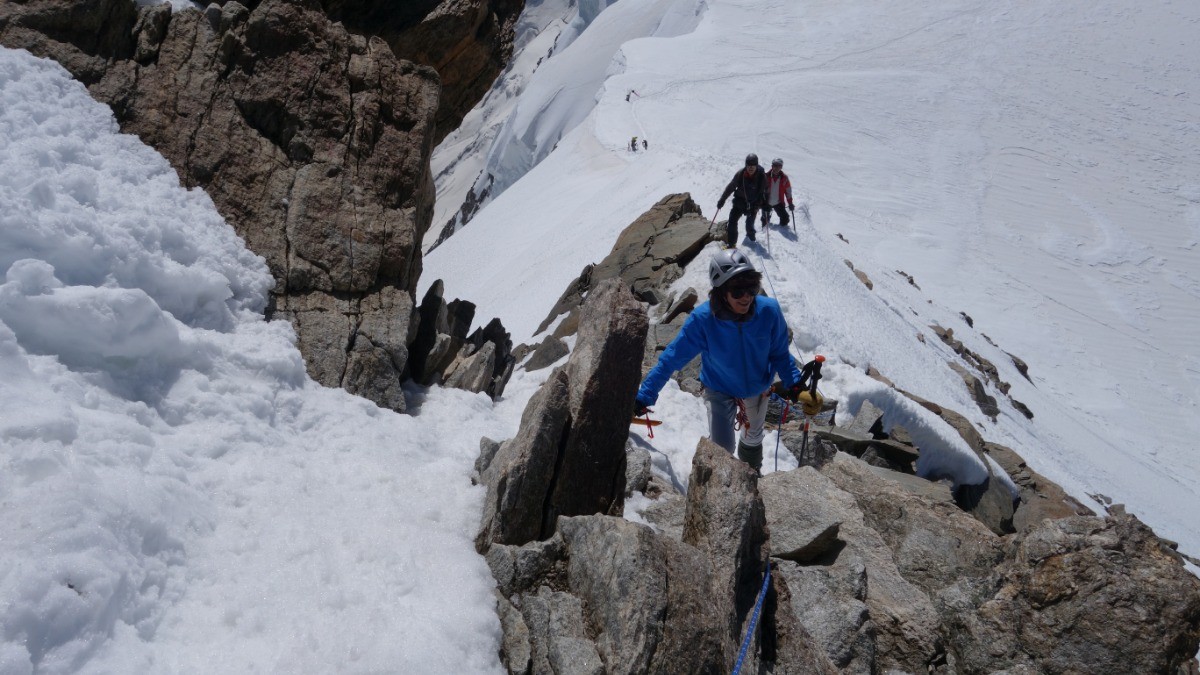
left=735, top=398, right=750, bottom=431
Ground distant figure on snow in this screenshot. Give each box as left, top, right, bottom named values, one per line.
left=642, top=139, right=648, bottom=150
left=716, top=154, right=767, bottom=246
left=626, top=92, right=631, bottom=102
left=631, top=136, right=638, bottom=152
left=634, top=249, right=808, bottom=473
left=761, top=157, right=794, bottom=228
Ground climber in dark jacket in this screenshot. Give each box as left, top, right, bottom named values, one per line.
left=717, top=154, right=768, bottom=246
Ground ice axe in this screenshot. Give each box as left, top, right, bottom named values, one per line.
left=631, top=408, right=660, bottom=438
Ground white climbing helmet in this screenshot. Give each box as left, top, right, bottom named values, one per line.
left=771, top=157, right=783, bottom=167
left=709, top=248, right=756, bottom=288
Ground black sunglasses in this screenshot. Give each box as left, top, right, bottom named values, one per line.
left=726, top=285, right=759, bottom=300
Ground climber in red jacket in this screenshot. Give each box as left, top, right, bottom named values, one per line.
left=761, top=157, right=794, bottom=229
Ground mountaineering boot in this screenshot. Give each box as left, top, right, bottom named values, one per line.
left=738, top=440, right=763, bottom=474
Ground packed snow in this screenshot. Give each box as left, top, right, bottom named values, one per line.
left=3, top=0, right=1199, bottom=670
left=0, top=48, right=508, bottom=673
left=426, top=0, right=1200, bottom=562
left=429, top=0, right=705, bottom=248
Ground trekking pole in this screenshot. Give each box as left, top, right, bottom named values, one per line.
left=711, top=205, right=727, bottom=247
left=773, top=394, right=791, bottom=471
left=789, top=205, right=796, bottom=231
left=799, top=417, right=810, bottom=463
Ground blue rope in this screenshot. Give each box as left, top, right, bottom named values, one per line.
left=731, top=561, right=772, bottom=675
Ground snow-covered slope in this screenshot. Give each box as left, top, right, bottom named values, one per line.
left=0, top=47, right=506, bottom=673
left=3, top=0, right=1198, bottom=669
left=427, top=0, right=705, bottom=250
left=425, top=0, right=1200, bottom=559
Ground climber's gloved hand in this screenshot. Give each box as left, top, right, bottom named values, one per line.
left=798, top=390, right=825, bottom=416
left=634, top=399, right=652, bottom=418
left=771, top=382, right=803, bottom=404
left=716, top=198, right=726, bottom=210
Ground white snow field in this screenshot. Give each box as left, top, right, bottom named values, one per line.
left=0, top=48, right=510, bottom=673
left=425, top=0, right=1200, bottom=560
left=2, top=0, right=1198, bottom=670
left=429, top=0, right=705, bottom=248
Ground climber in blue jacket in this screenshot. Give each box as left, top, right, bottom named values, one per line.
left=635, top=248, right=805, bottom=472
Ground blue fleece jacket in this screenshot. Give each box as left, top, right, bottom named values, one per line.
left=637, top=296, right=802, bottom=405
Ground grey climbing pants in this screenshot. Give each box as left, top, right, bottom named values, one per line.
left=703, top=389, right=771, bottom=454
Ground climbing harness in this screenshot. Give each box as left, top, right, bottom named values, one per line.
left=734, top=397, right=750, bottom=431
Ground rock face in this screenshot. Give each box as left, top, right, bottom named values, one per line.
left=771, top=459, right=949, bottom=673
left=473, top=230, right=1200, bottom=672
left=523, top=336, right=570, bottom=372
left=535, top=193, right=718, bottom=338
left=683, top=439, right=770, bottom=669
left=930, top=322, right=1033, bottom=420
left=868, top=388, right=1019, bottom=536
left=759, top=454, right=1200, bottom=675
left=476, top=279, right=648, bottom=550
left=484, top=413, right=1200, bottom=674
left=1, top=0, right=518, bottom=411
left=409, top=279, right=514, bottom=397
left=943, top=507, right=1200, bottom=674
left=316, top=0, right=525, bottom=143
left=983, top=440, right=1093, bottom=533
left=475, top=193, right=1200, bottom=674
left=486, top=515, right=726, bottom=674
left=523, top=192, right=719, bottom=395
left=483, top=441, right=836, bottom=674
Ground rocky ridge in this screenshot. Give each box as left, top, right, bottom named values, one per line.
left=315, top=0, right=525, bottom=145
left=474, top=195, right=1200, bottom=673
left=1, top=0, right=519, bottom=410
left=4, top=4, right=1198, bottom=664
